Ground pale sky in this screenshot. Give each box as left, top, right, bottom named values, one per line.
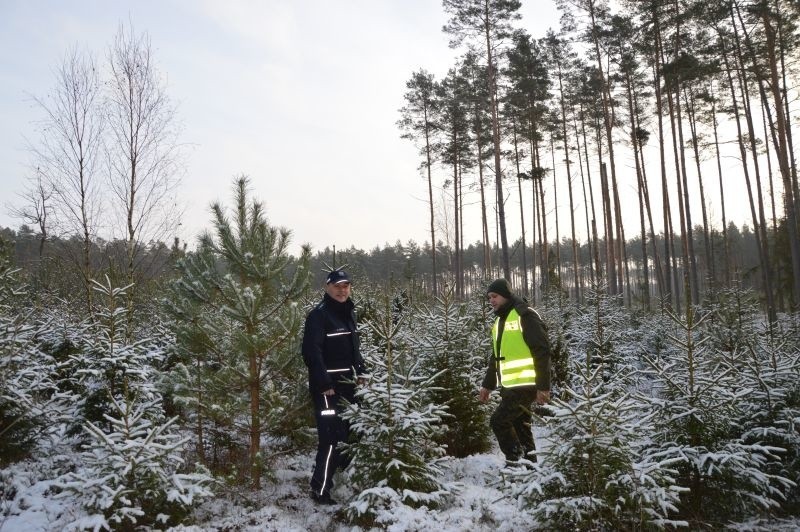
left=0, top=0, right=563, bottom=255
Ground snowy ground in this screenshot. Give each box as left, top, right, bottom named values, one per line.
left=2, top=434, right=545, bottom=532
left=4, top=428, right=799, bottom=531
left=183, top=451, right=533, bottom=532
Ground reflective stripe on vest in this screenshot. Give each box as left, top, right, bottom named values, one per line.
left=492, top=308, right=536, bottom=388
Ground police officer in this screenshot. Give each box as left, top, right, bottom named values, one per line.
left=478, top=278, right=551, bottom=465
left=302, top=269, right=366, bottom=505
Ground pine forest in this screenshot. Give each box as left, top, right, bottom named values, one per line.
left=2, top=0, right=800, bottom=530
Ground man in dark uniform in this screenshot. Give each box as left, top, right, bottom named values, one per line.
left=302, top=269, right=366, bottom=505
left=478, top=278, right=551, bottom=465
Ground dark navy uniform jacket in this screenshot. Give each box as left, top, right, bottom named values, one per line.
left=302, top=293, right=366, bottom=393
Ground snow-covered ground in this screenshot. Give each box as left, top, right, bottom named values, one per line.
left=4, top=427, right=799, bottom=531
left=2, top=439, right=542, bottom=532
left=186, top=451, right=532, bottom=532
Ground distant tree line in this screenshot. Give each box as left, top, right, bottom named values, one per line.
left=308, top=219, right=782, bottom=309
left=2, top=215, right=781, bottom=315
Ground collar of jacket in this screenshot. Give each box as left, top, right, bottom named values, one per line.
left=323, top=292, right=354, bottom=313
left=494, top=297, right=516, bottom=319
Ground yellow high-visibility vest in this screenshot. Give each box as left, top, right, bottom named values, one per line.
left=492, top=308, right=536, bottom=388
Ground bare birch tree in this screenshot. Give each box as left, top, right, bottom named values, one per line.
left=9, top=168, right=53, bottom=260
left=105, top=23, right=182, bottom=326
left=28, top=46, right=104, bottom=311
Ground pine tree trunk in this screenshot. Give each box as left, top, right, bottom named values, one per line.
left=453, top=147, right=463, bottom=298
left=512, top=121, right=529, bottom=296
left=530, top=137, right=539, bottom=303
left=614, top=172, right=630, bottom=306
left=453, top=150, right=465, bottom=299
left=469, top=74, right=492, bottom=277
left=760, top=2, right=800, bottom=309
left=600, top=162, right=617, bottom=295
left=730, top=6, right=777, bottom=321
left=196, top=357, right=206, bottom=464
left=588, top=0, right=623, bottom=298
left=652, top=36, right=678, bottom=312
left=249, top=351, right=261, bottom=489
left=550, top=133, right=562, bottom=295
left=476, top=139, right=491, bottom=275
left=684, top=87, right=713, bottom=296
left=423, top=106, right=438, bottom=296
left=459, top=164, right=466, bottom=295
left=577, top=104, right=599, bottom=287
left=666, top=84, right=695, bottom=310
left=625, top=71, right=651, bottom=311
left=776, top=3, right=800, bottom=290
left=720, top=32, right=774, bottom=319
left=671, top=0, right=701, bottom=307
left=632, top=82, right=666, bottom=304
left=709, top=81, right=731, bottom=288
left=537, top=173, right=549, bottom=294
left=483, top=2, right=511, bottom=279
left=761, top=104, right=784, bottom=312
left=573, top=113, right=593, bottom=291
left=556, top=65, right=580, bottom=302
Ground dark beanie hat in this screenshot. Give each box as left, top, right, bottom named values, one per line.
left=487, top=278, right=513, bottom=299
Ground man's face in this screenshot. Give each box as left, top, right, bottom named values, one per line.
left=326, top=281, right=351, bottom=303
left=487, top=291, right=508, bottom=312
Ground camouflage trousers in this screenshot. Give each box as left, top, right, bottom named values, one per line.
left=490, top=386, right=537, bottom=461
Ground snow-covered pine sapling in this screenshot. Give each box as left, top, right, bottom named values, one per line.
left=405, top=284, right=491, bottom=457
left=341, top=288, right=451, bottom=526
left=165, top=176, right=311, bottom=488
left=60, top=277, right=212, bottom=530
left=703, top=287, right=800, bottom=517
left=0, top=245, right=52, bottom=465
left=507, top=282, right=685, bottom=530
left=639, top=301, right=793, bottom=527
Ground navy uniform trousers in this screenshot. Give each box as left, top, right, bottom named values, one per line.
left=310, top=381, right=355, bottom=498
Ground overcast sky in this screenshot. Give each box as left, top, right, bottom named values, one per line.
left=0, top=0, right=564, bottom=255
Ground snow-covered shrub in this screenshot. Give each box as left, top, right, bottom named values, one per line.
left=342, top=291, right=452, bottom=526
left=406, top=286, right=491, bottom=457
left=59, top=278, right=212, bottom=529
left=0, top=241, right=66, bottom=466
left=640, top=302, right=794, bottom=527
left=702, top=288, right=800, bottom=517
left=0, top=258, right=37, bottom=464
left=508, top=283, right=685, bottom=530
left=536, top=294, right=578, bottom=395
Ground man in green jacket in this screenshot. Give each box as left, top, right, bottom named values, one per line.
left=478, top=278, right=551, bottom=464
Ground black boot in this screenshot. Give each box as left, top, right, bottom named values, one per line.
left=310, top=489, right=338, bottom=505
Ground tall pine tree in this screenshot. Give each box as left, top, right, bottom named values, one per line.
left=166, top=176, right=311, bottom=488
